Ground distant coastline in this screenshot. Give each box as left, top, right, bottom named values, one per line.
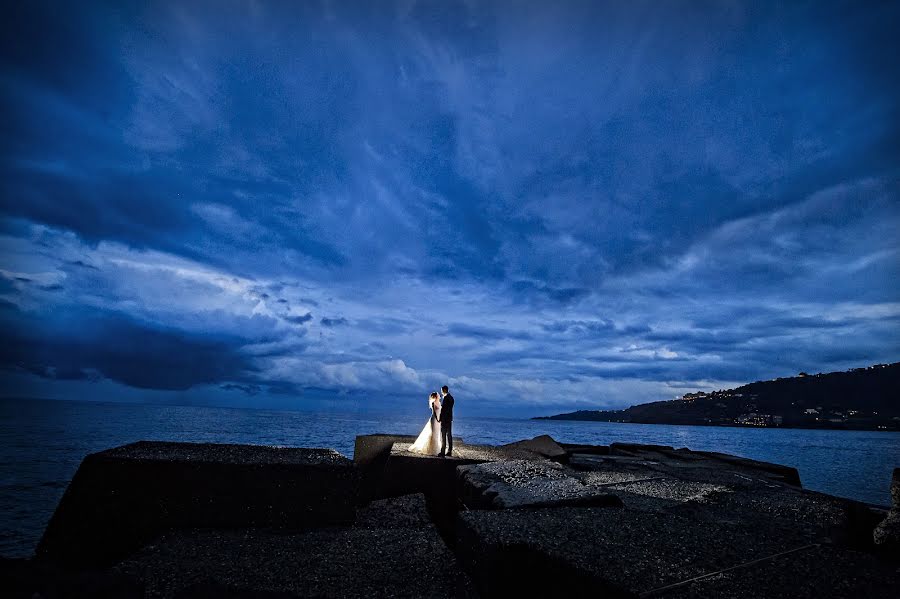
left=534, top=362, right=900, bottom=431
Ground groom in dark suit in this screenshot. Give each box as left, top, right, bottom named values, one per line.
left=438, top=385, right=454, bottom=457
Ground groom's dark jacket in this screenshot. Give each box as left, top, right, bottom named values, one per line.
left=440, top=394, right=454, bottom=424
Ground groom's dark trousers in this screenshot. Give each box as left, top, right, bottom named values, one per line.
left=440, top=393, right=454, bottom=455
left=440, top=420, right=452, bottom=456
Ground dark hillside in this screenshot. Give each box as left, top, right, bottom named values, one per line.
left=536, top=363, right=900, bottom=430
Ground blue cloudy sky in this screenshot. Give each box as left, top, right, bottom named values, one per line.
left=1, top=0, right=898, bottom=416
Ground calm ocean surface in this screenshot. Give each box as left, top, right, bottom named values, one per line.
left=1, top=398, right=898, bottom=558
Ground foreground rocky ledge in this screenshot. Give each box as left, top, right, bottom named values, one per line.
left=36, top=441, right=357, bottom=567
left=2, top=436, right=898, bottom=598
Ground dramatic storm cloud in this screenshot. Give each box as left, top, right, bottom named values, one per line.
left=1, top=1, right=898, bottom=414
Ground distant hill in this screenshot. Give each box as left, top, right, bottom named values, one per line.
left=534, top=363, right=900, bottom=430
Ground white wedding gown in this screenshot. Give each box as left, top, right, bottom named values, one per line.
left=409, top=400, right=441, bottom=455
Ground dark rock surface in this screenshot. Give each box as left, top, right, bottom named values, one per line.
left=610, top=441, right=674, bottom=453
left=37, top=442, right=356, bottom=567
left=353, top=434, right=416, bottom=502
left=874, top=511, right=900, bottom=551
left=355, top=493, right=435, bottom=529
left=113, top=493, right=476, bottom=599
left=688, top=449, right=802, bottom=487
left=873, top=468, right=900, bottom=553
left=660, top=544, right=899, bottom=599
left=458, top=503, right=899, bottom=598
left=0, top=557, right=143, bottom=599
left=893, top=467, right=900, bottom=507
left=453, top=442, right=897, bottom=598
left=458, top=459, right=622, bottom=509
left=99, top=442, right=350, bottom=465
left=499, top=435, right=567, bottom=460
left=561, top=442, right=610, bottom=455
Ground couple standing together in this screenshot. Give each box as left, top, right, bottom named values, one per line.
left=409, top=385, right=455, bottom=457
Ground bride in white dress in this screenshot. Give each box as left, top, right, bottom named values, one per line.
left=409, top=392, right=442, bottom=454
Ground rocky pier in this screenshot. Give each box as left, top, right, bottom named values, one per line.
left=2, top=435, right=898, bottom=597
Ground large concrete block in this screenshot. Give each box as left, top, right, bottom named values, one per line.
left=36, top=442, right=356, bottom=567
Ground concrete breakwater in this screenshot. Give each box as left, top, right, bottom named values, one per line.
left=1, top=435, right=898, bottom=597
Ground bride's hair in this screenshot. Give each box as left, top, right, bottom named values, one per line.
left=429, top=392, right=439, bottom=402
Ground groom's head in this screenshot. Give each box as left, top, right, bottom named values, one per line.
left=441, top=385, right=449, bottom=396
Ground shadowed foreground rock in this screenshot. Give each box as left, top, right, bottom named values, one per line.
left=451, top=441, right=898, bottom=598
left=873, top=468, right=900, bottom=554
left=112, top=494, right=475, bottom=598
left=4, top=434, right=897, bottom=598
left=37, top=442, right=356, bottom=567
left=499, top=434, right=567, bottom=461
